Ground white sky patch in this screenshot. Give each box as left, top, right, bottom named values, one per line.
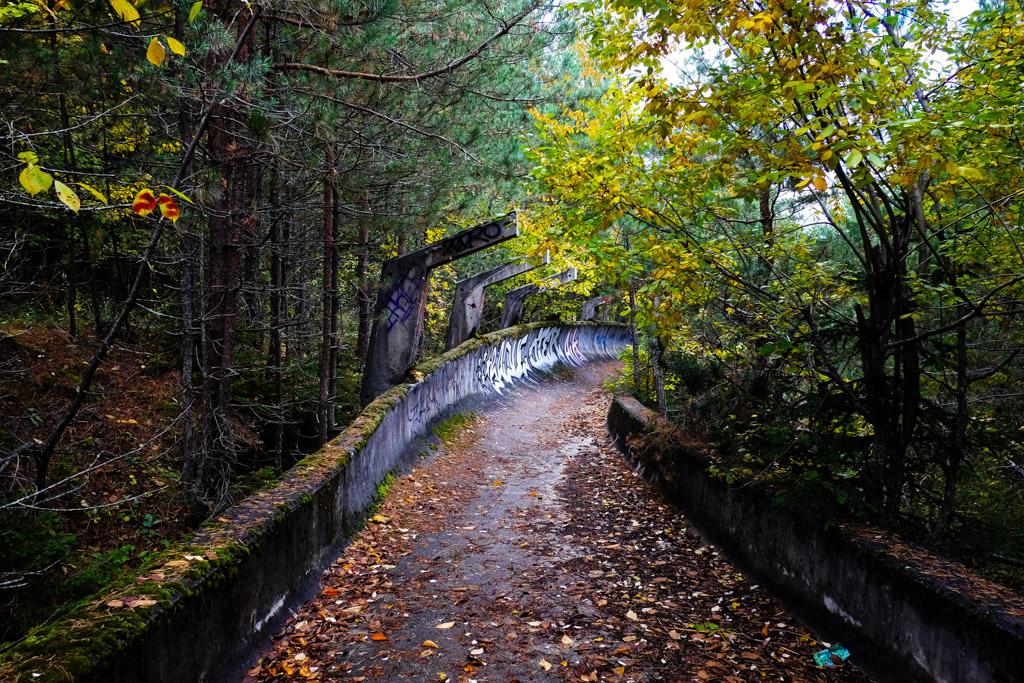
left=655, top=0, right=980, bottom=85
left=638, top=1, right=982, bottom=232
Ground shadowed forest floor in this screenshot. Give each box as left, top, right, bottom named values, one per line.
left=246, top=362, right=870, bottom=682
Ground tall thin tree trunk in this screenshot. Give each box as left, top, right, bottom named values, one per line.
left=66, top=224, right=77, bottom=339
left=291, top=219, right=308, bottom=361
left=176, top=8, right=200, bottom=499
left=628, top=286, right=641, bottom=396
left=651, top=336, right=667, bottom=418
left=928, top=306, right=968, bottom=545
left=318, top=153, right=336, bottom=446
left=356, top=217, right=371, bottom=365
left=328, top=181, right=341, bottom=432
left=179, top=220, right=199, bottom=496
left=196, top=0, right=257, bottom=511
left=201, top=171, right=242, bottom=508
left=267, top=169, right=285, bottom=469
left=55, top=29, right=77, bottom=339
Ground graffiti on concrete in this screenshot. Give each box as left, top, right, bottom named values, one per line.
left=362, top=215, right=519, bottom=405
left=384, top=270, right=421, bottom=332
left=439, top=220, right=507, bottom=259
left=401, top=324, right=632, bottom=429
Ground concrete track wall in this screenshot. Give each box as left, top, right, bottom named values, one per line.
left=0, top=323, right=630, bottom=683
left=607, top=395, right=1024, bottom=683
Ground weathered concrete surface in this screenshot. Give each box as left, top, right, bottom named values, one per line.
left=249, top=365, right=870, bottom=682
left=607, top=395, right=1024, bottom=683
left=361, top=215, right=518, bottom=405
left=500, top=267, right=577, bottom=329
left=444, top=252, right=549, bottom=351
left=0, top=323, right=628, bottom=683
left=581, top=296, right=611, bottom=321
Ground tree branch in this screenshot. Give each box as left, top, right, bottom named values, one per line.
left=272, top=5, right=536, bottom=83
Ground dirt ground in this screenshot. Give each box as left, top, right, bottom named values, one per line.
left=246, top=362, right=871, bottom=682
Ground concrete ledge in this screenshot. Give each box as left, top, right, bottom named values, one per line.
left=607, top=395, right=1024, bottom=683
left=0, top=323, right=630, bottom=683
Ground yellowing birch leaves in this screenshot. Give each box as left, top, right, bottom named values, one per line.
left=53, top=180, right=80, bottom=212
left=19, top=164, right=52, bottom=197
left=166, top=36, right=186, bottom=56
left=146, top=36, right=165, bottom=66
left=109, top=0, right=140, bottom=28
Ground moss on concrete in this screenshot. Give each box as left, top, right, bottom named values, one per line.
left=0, top=323, right=628, bottom=682
left=0, top=538, right=252, bottom=682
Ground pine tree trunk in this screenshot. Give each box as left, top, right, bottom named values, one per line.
left=195, top=0, right=258, bottom=511
left=356, top=218, right=371, bottom=365
left=328, top=181, right=341, bottom=434
left=318, top=157, right=336, bottom=446
left=267, top=170, right=285, bottom=469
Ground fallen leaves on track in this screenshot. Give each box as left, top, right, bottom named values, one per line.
left=248, top=375, right=871, bottom=682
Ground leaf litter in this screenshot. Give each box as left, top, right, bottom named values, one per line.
left=247, top=362, right=871, bottom=682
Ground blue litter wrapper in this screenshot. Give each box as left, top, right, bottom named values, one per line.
left=813, top=644, right=851, bottom=667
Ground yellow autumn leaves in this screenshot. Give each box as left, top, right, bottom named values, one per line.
left=147, top=35, right=186, bottom=66
left=109, top=0, right=200, bottom=65
left=18, top=148, right=188, bottom=221
left=17, top=151, right=107, bottom=213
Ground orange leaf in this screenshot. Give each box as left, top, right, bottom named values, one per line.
left=371, top=633, right=387, bottom=641
left=132, top=189, right=157, bottom=216
left=158, top=193, right=181, bottom=222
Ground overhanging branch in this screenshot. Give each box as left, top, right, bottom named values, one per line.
left=272, top=5, right=536, bottom=83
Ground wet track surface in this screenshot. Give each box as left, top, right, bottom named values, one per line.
left=247, top=362, right=870, bottom=682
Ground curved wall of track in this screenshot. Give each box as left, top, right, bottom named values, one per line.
left=607, top=395, right=1024, bottom=683
left=0, top=323, right=631, bottom=683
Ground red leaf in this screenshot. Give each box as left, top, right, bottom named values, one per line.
left=132, top=189, right=157, bottom=216
left=157, top=193, right=181, bottom=223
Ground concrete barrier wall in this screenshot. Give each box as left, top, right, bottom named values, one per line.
left=607, top=395, right=1024, bottom=683
left=0, top=323, right=630, bottom=683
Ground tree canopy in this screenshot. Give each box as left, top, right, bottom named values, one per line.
left=526, top=0, right=1024, bottom=548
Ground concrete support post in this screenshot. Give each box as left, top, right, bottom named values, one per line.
left=361, top=215, right=518, bottom=404
left=444, top=252, right=549, bottom=351
left=581, top=296, right=612, bottom=321
left=500, top=267, right=577, bottom=329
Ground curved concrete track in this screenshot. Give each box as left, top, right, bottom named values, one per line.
left=246, top=362, right=871, bottom=682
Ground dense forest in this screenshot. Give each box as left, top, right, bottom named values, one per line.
left=0, top=0, right=597, bottom=642
left=2, top=0, right=1024, bottom=649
